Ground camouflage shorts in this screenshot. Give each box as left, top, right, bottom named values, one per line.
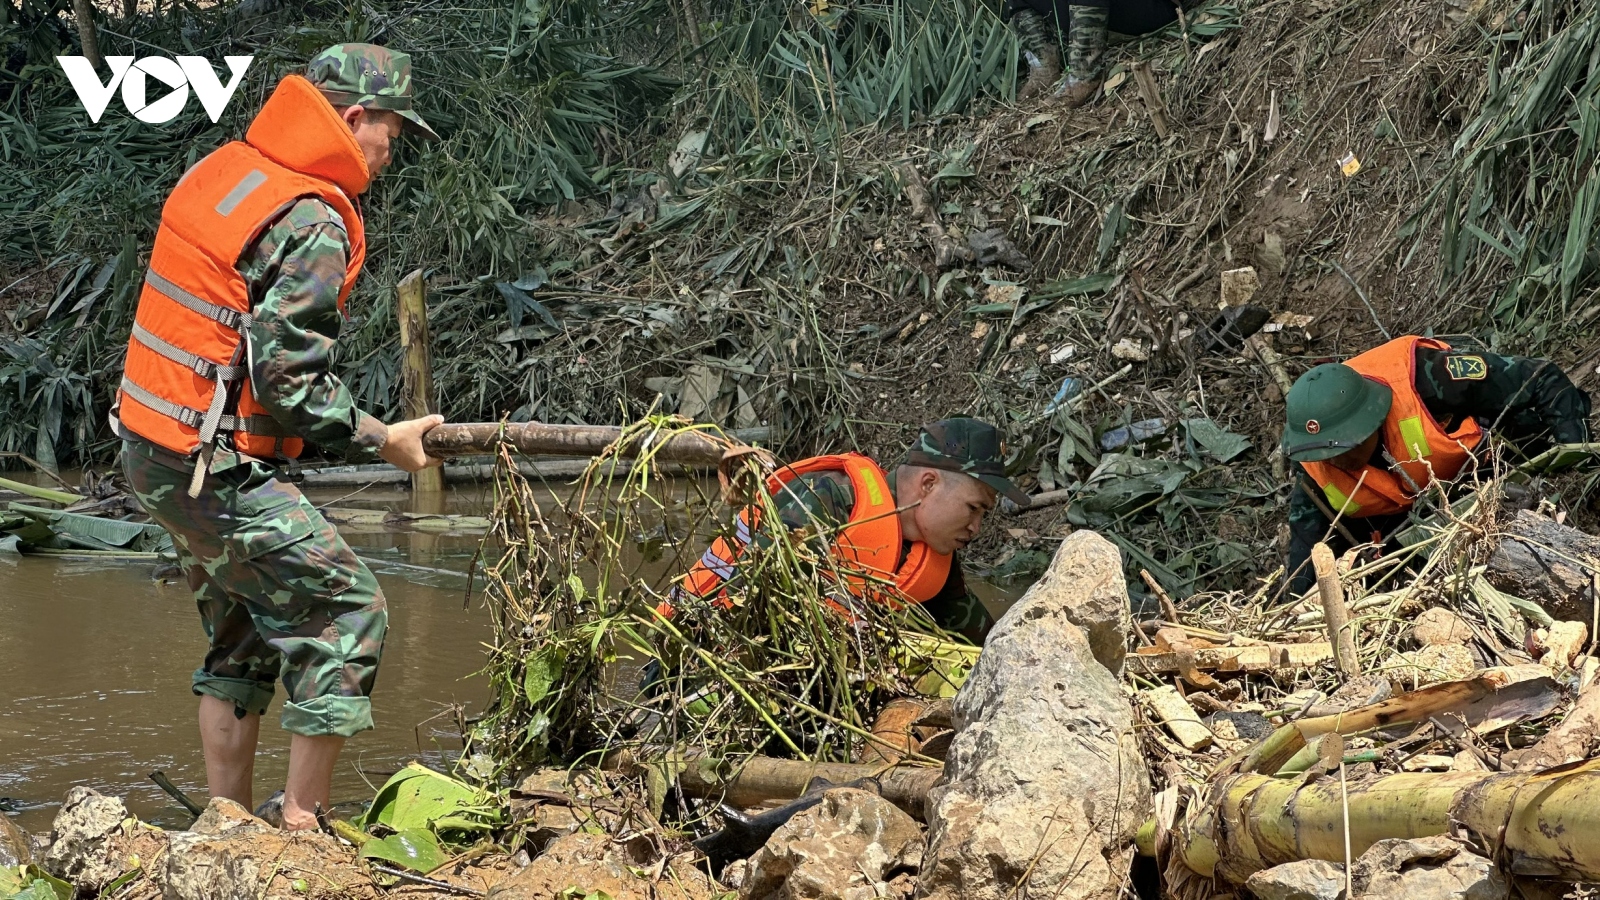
left=123, top=441, right=387, bottom=738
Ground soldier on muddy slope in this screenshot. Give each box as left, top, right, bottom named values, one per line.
left=671, top=418, right=1030, bottom=644
left=1282, top=335, right=1590, bottom=596
left=1008, top=0, right=1199, bottom=103
left=113, top=44, right=444, bottom=830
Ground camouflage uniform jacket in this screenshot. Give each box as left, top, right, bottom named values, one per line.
left=1286, top=344, right=1592, bottom=593
left=124, top=197, right=388, bottom=472
left=767, top=467, right=996, bottom=643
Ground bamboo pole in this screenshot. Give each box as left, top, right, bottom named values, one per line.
left=1312, top=542, right=1362, bottom=678
left=1157, top=760, right=1600, bottom=885
left=397, top=269, right=444, bottom=494
left=423, top=422, right=752, bottom=463
left=604, top=749, right=942, bottom=821
left=1130, top=60, right=1170, bottom=139
left=0, top=475, right=81, bottom=506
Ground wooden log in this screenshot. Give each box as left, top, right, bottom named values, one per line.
left=1142, top=686, right=1213, bottom=751
left=424, top=421, right=754, bottom=463
left=1126, top=641, right=1333, bottom=676
left=1313, top=542, right=1362, bottom=678
left=1486, top=508, right=1600, bottom=626
left=605, top=749, right=943, bottom=821
left=397, top=269, right=444, bottom=494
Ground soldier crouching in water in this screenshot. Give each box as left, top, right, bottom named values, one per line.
left=114, top=45, right=445, bottom=830
left=1007, top=0, right=1200, bottom=104
left=1281, top=335, right=1590, bottom=597
left=667, top=418, right=1031, bottom=644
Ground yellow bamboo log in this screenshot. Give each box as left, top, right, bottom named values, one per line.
left=1161, top=760, right=1600, bottom=884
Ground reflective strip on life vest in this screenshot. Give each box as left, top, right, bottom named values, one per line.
left=697, top=547, right=737, bottom=581
left=145, top=270, right=252, bottom=332
left=215, top=170, right=268, bottom=216
left=130, top=323, right=247, bottom=383
left=118, top=378, right=289, bottom=437
left=1396, top=415, right=1431, bottom=460
left=1322, top=483, right=1360, bottom=516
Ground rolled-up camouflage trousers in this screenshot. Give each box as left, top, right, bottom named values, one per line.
left=123, top=441, right=387, bottom=737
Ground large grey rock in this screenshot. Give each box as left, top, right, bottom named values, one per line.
left=0, top=814, right=30, bottom=867
left=917, top=530, right=1150, bottom=900
left=1352, top=836, right=1507, bottom=900
left=1245, top=860, right=1345, bottom=900
left=42, top=787, right=129, bottom=890
left=1020, top=532, right=1131, bottom=674
left=741, top=788, right=923, bottom=900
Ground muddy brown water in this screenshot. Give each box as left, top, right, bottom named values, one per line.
left=0, top=477, right=1025, bottom=834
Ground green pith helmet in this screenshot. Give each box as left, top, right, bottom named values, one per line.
left=1283, top=364, right=1393, bottom=462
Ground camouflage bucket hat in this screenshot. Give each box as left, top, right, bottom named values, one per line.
left=904, top=417, right=1031, bottom=508
left=306, top=43, right=438, bottom=140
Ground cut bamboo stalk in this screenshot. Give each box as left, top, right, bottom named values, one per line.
left=397, top=269, right=444, bottom=494
left=1142, top=686, right=1213, bottom=750
left=1130, top=61, right=1171, bottom=139
left=423, top=421, right=755, bottom=463
left=1157, top=759, right=1600, bottom=885
left=1247, top=333, right=1295, bottom=400
left=1237, top=671, right=1561, bottom=776
left=0, top=475, right=81, bottom=506
left=604, top=749, right=942, bottom=821
left=1313, top=542, right=1362, bottom=678
left=1126, top=641, right=1332, bottom=676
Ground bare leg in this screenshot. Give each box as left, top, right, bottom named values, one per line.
left=281, top=734, right=345, bottom=831
left=198, top=695, right=260, bottom=809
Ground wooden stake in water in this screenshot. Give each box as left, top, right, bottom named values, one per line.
left=397, top=269, right=444, bottom=494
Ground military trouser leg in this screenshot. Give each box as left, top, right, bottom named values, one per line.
left=124, top=443, right=388, bottom=738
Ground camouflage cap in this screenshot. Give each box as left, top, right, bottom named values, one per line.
left=305, top=43, right=438, bottom=140
left=904, top=417, right=1031, bottom=508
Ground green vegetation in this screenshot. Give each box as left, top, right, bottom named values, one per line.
left=0, top=0, right=1016, bottom=470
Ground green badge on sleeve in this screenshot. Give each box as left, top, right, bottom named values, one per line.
left=1446, top=354, right=1487, bottom=381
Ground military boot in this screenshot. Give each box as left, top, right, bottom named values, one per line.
left=1012, top=9, right=1063, bottom=101
left=1059, top=4, right=1108, bottom=107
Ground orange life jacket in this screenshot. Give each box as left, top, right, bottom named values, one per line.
left=673, top=453, right=953, bottom=609
left=115, top=74, right=369, bottom=487
left=1301, top=336, right=1485, bottom=518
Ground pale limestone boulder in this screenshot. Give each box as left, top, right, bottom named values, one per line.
left=917, top=530, right=1149, bottom=900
